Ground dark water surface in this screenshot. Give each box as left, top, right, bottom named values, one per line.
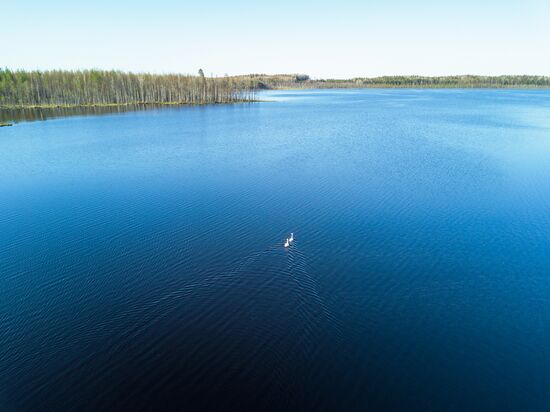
left=0, top=103, right=169, bottom=124
left=1, top=89, right=549, bottom=411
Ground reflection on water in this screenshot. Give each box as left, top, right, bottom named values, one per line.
left=0, top=104, right=172, bottom=123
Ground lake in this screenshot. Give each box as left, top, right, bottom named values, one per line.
left=1, top=89, right=549, bottom=411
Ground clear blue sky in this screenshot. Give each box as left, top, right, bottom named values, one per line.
left=3, top=0, right=549, bottom=78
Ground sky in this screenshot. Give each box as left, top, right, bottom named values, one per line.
left=3, top=0, right=549, bottom=78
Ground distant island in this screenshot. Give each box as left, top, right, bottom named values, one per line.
left=1, top=69, right=549, bottom=110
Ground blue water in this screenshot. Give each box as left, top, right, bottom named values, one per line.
left=1, top=89, right=549, bottom=411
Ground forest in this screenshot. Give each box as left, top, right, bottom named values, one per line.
left=246, top=74, right=550, bottom=89
left=0, top=69, right=257, bottom=108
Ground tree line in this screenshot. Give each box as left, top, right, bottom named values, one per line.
left=356, top=75, right=550, bottom=88
left=0, top=69, right=257, bottom=108
left=245, top=74, right=550, bottom=89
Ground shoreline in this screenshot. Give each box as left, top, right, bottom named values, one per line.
left=2, top=86, right=548, bottom=111
left=264, top=85, right=550, bottom=91
left=0, top=100, right=260, bottom=111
